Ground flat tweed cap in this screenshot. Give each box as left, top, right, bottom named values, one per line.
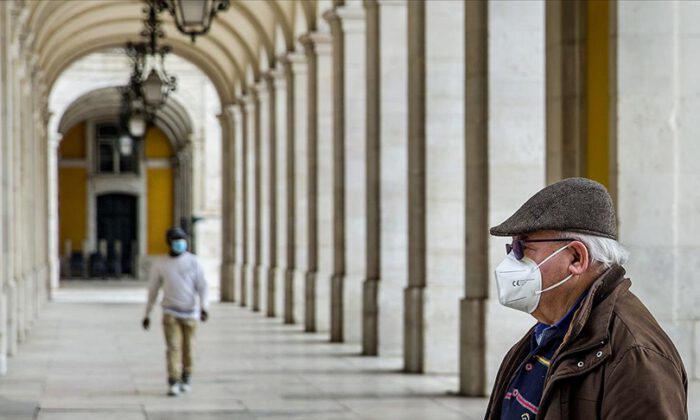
left=490, top=177, right=617, bottom=239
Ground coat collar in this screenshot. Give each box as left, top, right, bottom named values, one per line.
left=560, top=264, right=629, bottom=354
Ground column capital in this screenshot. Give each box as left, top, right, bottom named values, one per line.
left=324, top=6, right=366, bottom=34
left=279, top=52, right=307, bottom=76
left=267, top=67, right=287, bottom=91
left=261, top=71, right=280, bottom=91
left=376, top=0, right=408, bottom=7
left=252, top=79, right=269, bottom=101
left=299, top=32, right=333, bottom=57
left=240, top=92, right=257, bottom=112
left=216, top=111, right=230, bottom=126
left=224, top=102, right=240, bottom=114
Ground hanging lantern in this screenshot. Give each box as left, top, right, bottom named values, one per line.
left=142, top=69, right=165, bottom=106
left=128, top=100, right=147, bottom=138
left=157, top=0, right=230, bottom=42
left=118, top=134, right=134, bottom=156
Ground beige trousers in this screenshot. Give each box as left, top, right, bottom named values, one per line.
left=162, top=314, right=197, bottom=382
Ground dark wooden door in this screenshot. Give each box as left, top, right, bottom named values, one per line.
left=96, top=194, right=137, bottom=275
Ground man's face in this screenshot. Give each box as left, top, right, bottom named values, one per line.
left=513, top=230, right=575, bottom=311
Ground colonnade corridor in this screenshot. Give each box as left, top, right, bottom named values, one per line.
left=0, top=283, right=486, bottom=420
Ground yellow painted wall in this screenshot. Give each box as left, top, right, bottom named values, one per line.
left=145, top=126, right=173, bottom=158
left=146, top=126, right=175, bottom=255
left=58, top=123, right=88, bottom=254
left=586, top=0, right=610, bottom=188
left=147, top=167, right=174, bottom=254
left=58, top=168, right=87, bottom=253
left=59, top=122, right=86, bottom=158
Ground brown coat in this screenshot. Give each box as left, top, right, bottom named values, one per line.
left=485, top=265, right=688, bottom=419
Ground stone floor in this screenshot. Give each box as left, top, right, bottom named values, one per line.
left=0, top=283, right=487, bottom=419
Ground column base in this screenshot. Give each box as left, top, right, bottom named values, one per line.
left=7, top=279, right=17, bottom=357
left=362, top=279, right=380, bottom=356
left=284, top=268, right=295, bottom=324
left=266, top=266, right=277, bottom=317
left=304, top=271, right=317, bottom=332
left=252, top=265, right=262, bottom=312
left=0, top=290, right=7, bottom=375
left=220, top=260, right=236, bottom=302
left=404, top=286, right=424, bottom=373
left=459, top=297, right=486, bottom=397
left=330, top=273, right=344, bottom=343
left=239, top=264, right=248, bottom=307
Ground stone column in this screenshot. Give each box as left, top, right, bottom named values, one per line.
left=325, top=2, right=367, bottom=344
left=272, top=67, right=288, bottom=319
left=239, top=95, right=252, bottom=307
left=299, top=34, right=319, bottom=333
left=231, top=102, right=245, bottom=306
left=487, top=0, right=546, bottom=390
left=16, top=62, right=28, bottom=344
left=264, top=73, right=278, bottom=318
left=252, top=85, right=264, bottom=313
left=290, top=52, right=309, bottom=326
left=325, top=10, right=346, bottom=343
left=299, top=33, right=333, bottom=333
left=404, top=0, right=426, bottom=373
left=317, top=37, right=334, bottom=335
left=545, top=0, right=587, bottom=183
left=424, top=0, right=466, bottom=375
left=616, top=0, right=699, bottom=385
left=279, top=56, right=298, bottom=324
left=219, top=106, right=237, bottom=302
left=376, top=0, right=408, bottom=360
left=0, top=0, right=7, bottom=374
left=5, top=11, right=20, bottom=355
left=363, top=0, right=380, bottom=356
left=460, top=0, right=488, bottom=396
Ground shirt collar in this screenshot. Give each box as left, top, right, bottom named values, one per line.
left=533, top=290, right=588, bottom=346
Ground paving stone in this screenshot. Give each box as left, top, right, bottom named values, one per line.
left=0, top=285, right=489, bottom=419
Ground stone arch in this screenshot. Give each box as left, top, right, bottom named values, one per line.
left=56, top=86, right=194, bottom=151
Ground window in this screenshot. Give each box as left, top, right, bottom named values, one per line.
left=95, top=123, right=138, bottom=174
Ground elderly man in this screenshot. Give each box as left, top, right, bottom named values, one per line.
left=484, top=178, right=687, bottom=419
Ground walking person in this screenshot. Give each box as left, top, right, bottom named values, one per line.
left=142, top=227, right=209, bottom=397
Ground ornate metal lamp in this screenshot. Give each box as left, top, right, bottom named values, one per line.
left=119, top=0, right=178, bottom=149
left=156, top=0, right=230, bottom=43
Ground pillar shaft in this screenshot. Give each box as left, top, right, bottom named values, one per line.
left=219, top=107, right=237, bottom=302
left=252, top=87, right=263, bottom=313
left=460, top=0, right=488, bottom=397
left=265, top=73, right=278, bottom=318
left=363, top=0, right=380, bottom=356
left=325, top=9, right=347, bottom=343
left=545, top=0, right=587, bottom=183
left=280, top=56, right=297, bottom=324
left=300, top=34, right=319, bottom=333
left=404, top=0, right=426, bottom=373
left=239, top=97, right=251, bottom=307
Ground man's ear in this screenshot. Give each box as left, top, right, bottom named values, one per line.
left=569, top=241, right=589, bottom=275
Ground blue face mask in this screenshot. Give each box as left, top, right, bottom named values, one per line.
left=170, top=239, right=188, bottom=254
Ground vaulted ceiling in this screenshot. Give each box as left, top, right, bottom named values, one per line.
left=26, top=0, right=327, bottom=105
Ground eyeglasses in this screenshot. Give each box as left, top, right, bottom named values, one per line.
left=506, top=238, right=576, bottom=260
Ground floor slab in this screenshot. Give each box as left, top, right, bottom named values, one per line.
left=0, top=285, right=487, bottom=419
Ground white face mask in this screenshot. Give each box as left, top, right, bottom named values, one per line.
left=494, top=244, right=574, bottom=314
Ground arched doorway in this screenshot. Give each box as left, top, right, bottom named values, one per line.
left=56, top=86, right=194, bottom=280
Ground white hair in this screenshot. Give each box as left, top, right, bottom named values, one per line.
left=555, top=231, right=629, bottom=271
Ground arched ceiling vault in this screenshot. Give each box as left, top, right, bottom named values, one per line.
left=26, top=0, right=308, bottom=105
left=47, top=36, right=235, bottom=105
left=58, top=86, right=194, bottom=151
